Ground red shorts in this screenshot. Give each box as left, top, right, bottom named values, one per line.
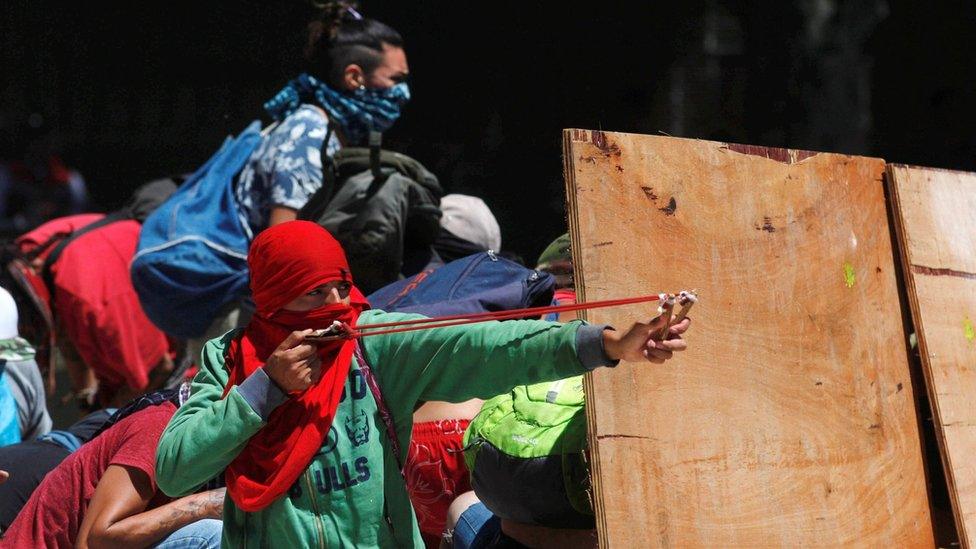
left=406, top=419, right=472, bottom=547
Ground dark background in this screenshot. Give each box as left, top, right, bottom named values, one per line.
left=1, top=0, right=974, bottom=261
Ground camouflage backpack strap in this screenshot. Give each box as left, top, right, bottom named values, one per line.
left=0, top=336, right=35, bottom=361
left=352, top=341, right=405, bottom=479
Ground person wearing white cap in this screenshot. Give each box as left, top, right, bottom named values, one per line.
left=437, top=194, right=502, bottom=256
left=400, top=193, right=506, bottom=284
left=0, top=286, right=51, bottom=447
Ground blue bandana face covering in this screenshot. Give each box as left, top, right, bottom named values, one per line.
left=264, top=73, right=411, bottom=146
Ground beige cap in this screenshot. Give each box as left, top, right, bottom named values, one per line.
left=439, top=194, right=502, bottom=252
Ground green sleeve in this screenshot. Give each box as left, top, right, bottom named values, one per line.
left=360, top=310, right=589, bottom=416
left=155, top=331, right=267, bottom=497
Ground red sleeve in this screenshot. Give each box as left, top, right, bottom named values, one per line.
left=108, top=402, right=177, bottom=489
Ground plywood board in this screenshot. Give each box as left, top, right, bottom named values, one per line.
left=563, top=130, right=933, bottom=547
left=889, top=164, right=976, bottom=548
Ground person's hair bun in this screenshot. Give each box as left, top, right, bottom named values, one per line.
left=314, top=1, right=360, bottom=42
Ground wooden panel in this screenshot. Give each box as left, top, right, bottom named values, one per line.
left=563, top=130, right=933, bottom=547
left=889, top=164, right=976, bottom=548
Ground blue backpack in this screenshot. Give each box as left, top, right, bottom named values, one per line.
left=131, top=122, right=262, bottom=339
left=367, top=251, right=555, bottom=317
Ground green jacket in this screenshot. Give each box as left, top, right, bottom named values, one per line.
left=156, top=310, right=612, bottom=548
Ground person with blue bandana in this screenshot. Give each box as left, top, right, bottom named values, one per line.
left=235, top=1, right=411, bottom=235
left=182, top=1, right=412, bottom=360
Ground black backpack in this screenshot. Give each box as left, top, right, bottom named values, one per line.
left=298, top=132, right=443, bottom=294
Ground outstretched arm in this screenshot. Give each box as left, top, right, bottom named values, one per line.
left=76, top=463, right=224, bottom=549
left=361, top=310, right=690, bottom=414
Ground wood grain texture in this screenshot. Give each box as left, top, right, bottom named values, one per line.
left=889, top=164, right=976, bottom=548
left=562, top=130, right=933, bottom=547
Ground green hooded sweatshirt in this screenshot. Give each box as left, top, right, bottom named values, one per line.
left=155, top=310, right=614, bottom=548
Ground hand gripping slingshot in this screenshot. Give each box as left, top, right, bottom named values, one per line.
left=304, top=290, right=699, bottom=343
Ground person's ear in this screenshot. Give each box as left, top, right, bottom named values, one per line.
left=342, top=64, right=367, bottom=91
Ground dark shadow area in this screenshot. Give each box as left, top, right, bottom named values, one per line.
left=883, top=171, right=959, bottom=547
left=1, top=0, right=973, bottom=259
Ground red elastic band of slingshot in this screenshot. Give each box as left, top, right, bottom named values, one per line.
left=342, top=293, right=664, bottom=339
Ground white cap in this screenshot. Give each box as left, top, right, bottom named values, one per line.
left=0, top=287, right=19, bottom=339
left=439, top=194, right=502, bottom=252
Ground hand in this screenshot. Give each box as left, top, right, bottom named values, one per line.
left=264, top=330, right=323, bottom=393
left=0, top=469, right=8, bottom=485
left=603, top=316, right=691, bottom=364
left=199, top=488, right=226, bottom=519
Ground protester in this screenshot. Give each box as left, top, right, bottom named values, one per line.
left=0, top=409, right=113, bottom=531
left=537, top=233, right=576, bottom=325
left=535, top=233, right=573, bottom=295
left=435, top=194, right=502, bottom=263
left=0, top=286, right=50, bottom=445
left=450, top=374, right=594, bottom=549
left=155, top=221, right=690, bottom=547
left=403, top=193, right=503, bottom=276
left=175, top=1, right=412, bottom=357
left=0, top=395, right=223, bottom=548
left=443, top=235, right=595, bottom=549
left=235, top=1, right=410, bottom=235
left=403, top=194, right=504, bottom=546
left=16, top=214, right=173, bottom=409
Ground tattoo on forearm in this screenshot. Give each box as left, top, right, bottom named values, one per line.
left=157, top=491, right=222, bottom=532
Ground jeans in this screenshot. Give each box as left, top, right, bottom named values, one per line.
left=151, top=518, right=222, bottom=549
left=452, top=502, right=499, bottom=549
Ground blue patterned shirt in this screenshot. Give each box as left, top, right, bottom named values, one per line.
left=235, top=105, right=342, bottom=236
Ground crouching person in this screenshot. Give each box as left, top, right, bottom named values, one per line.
left=154, top=221, right=690, bottom=548
left=443, top=375, right=595, bottom=549
left=0, top=393, right=223, bottom=548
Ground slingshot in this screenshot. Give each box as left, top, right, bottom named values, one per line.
left=305, top=290, right=699, bottom=342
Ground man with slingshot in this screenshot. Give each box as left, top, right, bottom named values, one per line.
left=155, top=221, right=691, bottom=548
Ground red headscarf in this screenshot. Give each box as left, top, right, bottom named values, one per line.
left=222, top=221, right=368, bottom=511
